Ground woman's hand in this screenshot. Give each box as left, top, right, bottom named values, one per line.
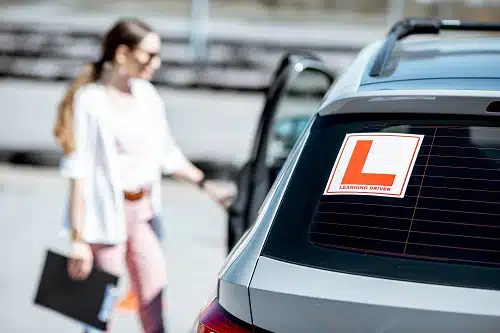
left=68, top=240, right=93, bottom=280
left=202, top=180, right=236, bottom=210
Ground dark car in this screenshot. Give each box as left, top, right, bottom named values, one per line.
left=194, top=18, right=500, bottom=333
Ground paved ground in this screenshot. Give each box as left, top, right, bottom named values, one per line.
left=0, top=163, right=229, bottom=333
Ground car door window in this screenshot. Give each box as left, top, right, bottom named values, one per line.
left=265, top=68, right=332, bottom=172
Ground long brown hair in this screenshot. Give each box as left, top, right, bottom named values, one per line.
left=53, top=18, right=153, bottom=155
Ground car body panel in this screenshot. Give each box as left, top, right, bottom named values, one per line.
left=249, top=256, right=500, bottom=333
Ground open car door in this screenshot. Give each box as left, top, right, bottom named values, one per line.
left=226, top=52, right=335, bottom=253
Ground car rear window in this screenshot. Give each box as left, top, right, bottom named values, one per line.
left=261, top=113, right=500, bottom=290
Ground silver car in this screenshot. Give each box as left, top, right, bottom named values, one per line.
left=191, top=18, right=500, bottom=333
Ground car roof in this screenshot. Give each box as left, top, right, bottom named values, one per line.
left=321, top=20, right=500, bottom=106
left=360, top=36, right=500, bottom=86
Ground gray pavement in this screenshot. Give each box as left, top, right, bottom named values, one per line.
left=0, top=78, right=264, bottom=168
left=0, top=163, right=228, bottom=333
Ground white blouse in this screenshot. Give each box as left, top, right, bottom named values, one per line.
left=59, top=79, right=190, bottom=244
left=111, top=93, right=161, bottom=192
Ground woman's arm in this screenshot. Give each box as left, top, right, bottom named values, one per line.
left=152, top=84, right=233, bottom=203
left=171, top=163, right=205, bottom=184
left=159, top=125, right=204, bottom=184
left=160, top=123, right=237, bottom=206
left=155, top=93, right=205, bottom=184
left=60, top=88, right=93, bottom=235
left=69, top=178, right=85, bottom=241
left=67, top=177, right=93, bottom=280
left=59, top=87, right=95, bottom=280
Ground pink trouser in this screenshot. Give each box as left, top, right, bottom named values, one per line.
left=84, top=195, right=167, bottom=333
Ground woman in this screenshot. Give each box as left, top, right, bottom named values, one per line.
left=53, top=18, right=223, bottom=333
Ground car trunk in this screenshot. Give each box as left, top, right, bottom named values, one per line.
left=249, top=256, right=500, bottom=333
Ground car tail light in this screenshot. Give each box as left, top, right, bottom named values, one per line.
left=196, top=298, right=253, bottom=333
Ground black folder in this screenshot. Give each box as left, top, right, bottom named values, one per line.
left=34, top=250, right=120, bottom=331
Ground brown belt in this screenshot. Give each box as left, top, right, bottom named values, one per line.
left=124, top=187, right=150, bottom=201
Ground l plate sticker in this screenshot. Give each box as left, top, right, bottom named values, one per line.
left=324, top=133, right=424, bottom=198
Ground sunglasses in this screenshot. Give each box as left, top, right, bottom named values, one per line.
left=134, top=48, right=161, bottom=65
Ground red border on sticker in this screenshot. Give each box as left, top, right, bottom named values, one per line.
left=324, top=133, right=423, bottom=197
